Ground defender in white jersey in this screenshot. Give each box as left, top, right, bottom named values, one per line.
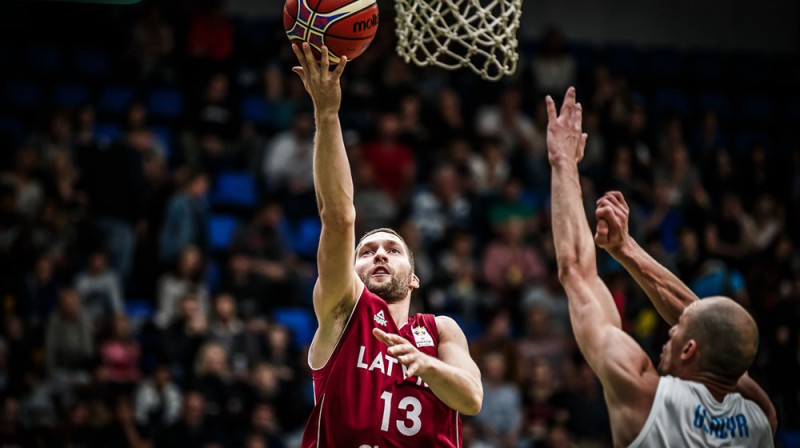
left=545, top=88, right=777, bottom=448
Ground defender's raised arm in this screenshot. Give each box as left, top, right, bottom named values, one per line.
left=547, top=88, right=660, bottom=447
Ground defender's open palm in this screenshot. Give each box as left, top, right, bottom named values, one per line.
left=292, top=43, right=347, bottom=114
left=546, top=87, right=588, bottom=165
left=595, top=191, right=631, bottom=252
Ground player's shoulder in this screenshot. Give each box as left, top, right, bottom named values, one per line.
left=433, top=315, right=468, bottom=342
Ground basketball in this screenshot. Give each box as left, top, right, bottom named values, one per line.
left=284, top=0, right=379, bottom=63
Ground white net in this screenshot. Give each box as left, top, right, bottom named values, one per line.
left=394, top=0, right=523, bottom=82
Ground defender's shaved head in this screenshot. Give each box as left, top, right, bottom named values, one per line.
left=682, top=297, right=759, bottom=381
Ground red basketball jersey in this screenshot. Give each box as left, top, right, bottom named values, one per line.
left=301, top=287, right=462, bottom=447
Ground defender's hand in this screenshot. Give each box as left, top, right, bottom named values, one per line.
left=373, top=328, right=432, bottom=378
left=546, top=87, right=588, bottom=165
left=291, top=43, right=347, bottom=114
left=595, top=190, right=631, bottom=253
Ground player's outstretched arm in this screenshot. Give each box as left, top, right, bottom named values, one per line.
left=547, top=88, right=659, bottom=444
left=594, top=191, right=698, bottom=326
left=373, top=319, right=483, bottom=416
left=596, top=193, right=777, bottom=433
left=292, top=44, right=362, bottom=359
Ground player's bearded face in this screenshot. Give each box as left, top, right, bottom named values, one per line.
left=355, top=234, right=417, bottom=303
left=362, top=268, right=412, bottom=303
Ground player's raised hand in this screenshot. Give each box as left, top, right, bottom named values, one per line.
left=373, top=328, right=432, bottom=378
left=546, top=87, right=588, bottom=165
left=291, top=43, right=347, bottom=114
left=595, top=190, right=631, bottom=252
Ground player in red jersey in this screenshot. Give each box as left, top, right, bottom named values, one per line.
left=290, top=42, right=483, bottom=448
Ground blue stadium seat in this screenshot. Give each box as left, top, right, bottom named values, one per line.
left=98, top=85, right=137, bottom=116
left=240, top=94, right=272, bottom=125
left=125, top=299, right=154, bottom=326
left=210, top=171, right=259, bottom=208
left=653, top=89, right=690, bottom=117
left=52, top=82, right=90, bottom=109
left=273, top=307, right=316, bottom=347
left=94, top=123, right=123, bottom=146
left=290, top=217, right=322, bottom=258
left=26, top=45, right=62, bottom=73
left=738, top=95, right=773, bottom=123
left=147, top=87, right=183, bottom=120
left=208, top=214, right=241, bottom=251
left=72, top=48, right=110, bottom=78
left=696, top=92, right=732, bottom=120
left=3, top=80, right=43, bottom=109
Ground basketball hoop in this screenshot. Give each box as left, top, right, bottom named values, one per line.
left=394, top=0, right=522, bottom=81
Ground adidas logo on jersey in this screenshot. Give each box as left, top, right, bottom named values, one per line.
left=374, top=310, right=387, bottom=326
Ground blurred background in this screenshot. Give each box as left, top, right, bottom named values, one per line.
left=0, top=0, right=798, bottom=447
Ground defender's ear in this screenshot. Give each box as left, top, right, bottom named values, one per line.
left=681, top=339, right=698, bottom=362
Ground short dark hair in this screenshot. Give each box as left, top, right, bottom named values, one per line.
left=684, top=301, right=758, bottom=382
left=356, top=228, right=415, bottom=273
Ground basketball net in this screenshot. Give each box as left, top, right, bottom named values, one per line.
left=394, top=0, right=522, bottom=81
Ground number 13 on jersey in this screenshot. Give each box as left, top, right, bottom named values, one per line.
left=380, top=391, right=422, bottom=436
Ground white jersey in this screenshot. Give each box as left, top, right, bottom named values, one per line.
left=628, top=376, right=773, bottom=448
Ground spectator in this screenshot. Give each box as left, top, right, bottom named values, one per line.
left=232, top=202, right=306, bottom=310
left=261, top=111, right=316, bottom=219
left=161, top=294, right=209, bottom=381
left=80, top=127, right=148, bottom=279
left=0, top=147, right=43, bottom=223
left=74, top=249, right=124, bottom=333
left=0, top=396, right=35, bottom=447
left=187, top=0, right=235, bottom=64
left=516, top=306, right=570, bottom=383
left=18, top=254, right=60, bottom=332
left=100, top=314, right=141, bottom=386
left=475, top=87, right=539, bottom=156
left=129, top=3, right=175, bottom=83
left=159, top=171, right=210, bottom=264
left=157, top=390, right=221, bottom=448
left=474, top=351, right=523, bottom=447
left=155, top=245, right=209, bottom=329
left=482, top=216, right=546, bottom=311
left=192, top=342, right=234, bottom=424
left=361, top=111, right=416, bottom=204
left=134, top=363, right=182, bottom=436
left=411, top=163, right=473, bottom=252
left=209, top=293, right=244, bottom=354
left=44, top=288, right=94, bottom=381
left=531, top=26, right=577, bottom=96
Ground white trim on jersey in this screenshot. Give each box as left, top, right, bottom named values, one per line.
left=307, top=285, right=365, bottom=371
left=456, top=411, right=461, bottom=448
left=316, top=394, right=325, bottom=447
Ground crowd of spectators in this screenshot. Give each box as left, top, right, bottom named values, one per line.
left=0, top=0, right=799, bottom=447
